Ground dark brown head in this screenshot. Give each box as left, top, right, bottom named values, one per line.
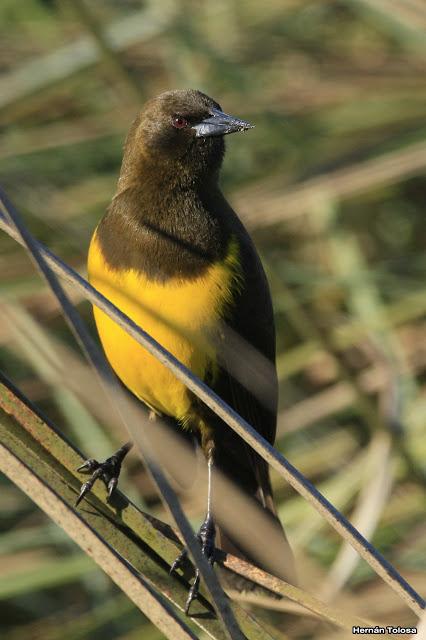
left=119, top=89, right=253, bottom=188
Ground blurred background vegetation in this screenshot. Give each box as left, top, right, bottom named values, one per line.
left=0, top=0, right=425, bottom=638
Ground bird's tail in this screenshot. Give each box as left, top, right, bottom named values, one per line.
left=216, top=454, right=297, bottom=587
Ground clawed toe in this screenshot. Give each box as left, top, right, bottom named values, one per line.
left=77, top=458, right=99, bottom=474
left=170, top=547, right=188, bottom=574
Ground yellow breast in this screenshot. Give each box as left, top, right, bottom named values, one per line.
left=87, top=232, right=240, bottom=422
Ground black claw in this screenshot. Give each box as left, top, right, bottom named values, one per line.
left=170, top=547, right=188, bottom=574
left=75, top=485, right=87, bottom=507
left=171, top=514, right=216, bottom=615
left=107, top=476, right=118, bottom=500
left=75, top=443, right=133, bottom=507
left=185, top=573, right=200, bottom=615
left=75, top=478, right=95, bottom=506
left=76, top=458, right=99, bottom=473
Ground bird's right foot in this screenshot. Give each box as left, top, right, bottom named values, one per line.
left=75, top=441, right=132, bottom=506
left=170, top=513, right=216, bottom=615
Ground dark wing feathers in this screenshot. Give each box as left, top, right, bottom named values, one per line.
left=210, top=198, right=278, bottom=499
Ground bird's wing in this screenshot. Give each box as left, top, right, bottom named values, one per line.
left=210, top=218, right=279, bottom=504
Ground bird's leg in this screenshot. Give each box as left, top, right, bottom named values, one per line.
left=75, top=441, right=133, bottom=506
left=170, top=444, right=216, bottom=615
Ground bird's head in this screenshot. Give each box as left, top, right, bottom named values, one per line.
left=120, top=89, right=254, bottom=187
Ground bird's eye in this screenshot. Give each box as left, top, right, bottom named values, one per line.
left=172, top=115, right=188, bottom=129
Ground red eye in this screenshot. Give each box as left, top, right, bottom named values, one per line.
left=172, top=115, right=188, bottom=129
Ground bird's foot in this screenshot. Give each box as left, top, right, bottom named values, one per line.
left=170, top=514, right=216, bottom=615
left=75, top=442, right=132, bottom=506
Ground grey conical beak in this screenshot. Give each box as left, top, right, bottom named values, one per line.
left=193, top=108, right=254, bottom=138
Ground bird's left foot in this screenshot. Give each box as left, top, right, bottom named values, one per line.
left=170, top=514, right=216, bottom=615
left=75, top=442, right=132, bottom=506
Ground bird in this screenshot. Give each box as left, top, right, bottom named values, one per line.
left=80, top=88, right=294, bottom=613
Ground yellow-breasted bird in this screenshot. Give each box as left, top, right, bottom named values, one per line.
left=81, top=89, right=294, bottom=612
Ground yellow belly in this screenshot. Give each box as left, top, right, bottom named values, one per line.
left=88, top=232, right=240, bottom=422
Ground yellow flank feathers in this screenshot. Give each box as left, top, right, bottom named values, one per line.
left=88, top=232, right=241, bottom=422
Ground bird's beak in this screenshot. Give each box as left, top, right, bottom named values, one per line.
left=193, top=108, right=254, bottom=138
